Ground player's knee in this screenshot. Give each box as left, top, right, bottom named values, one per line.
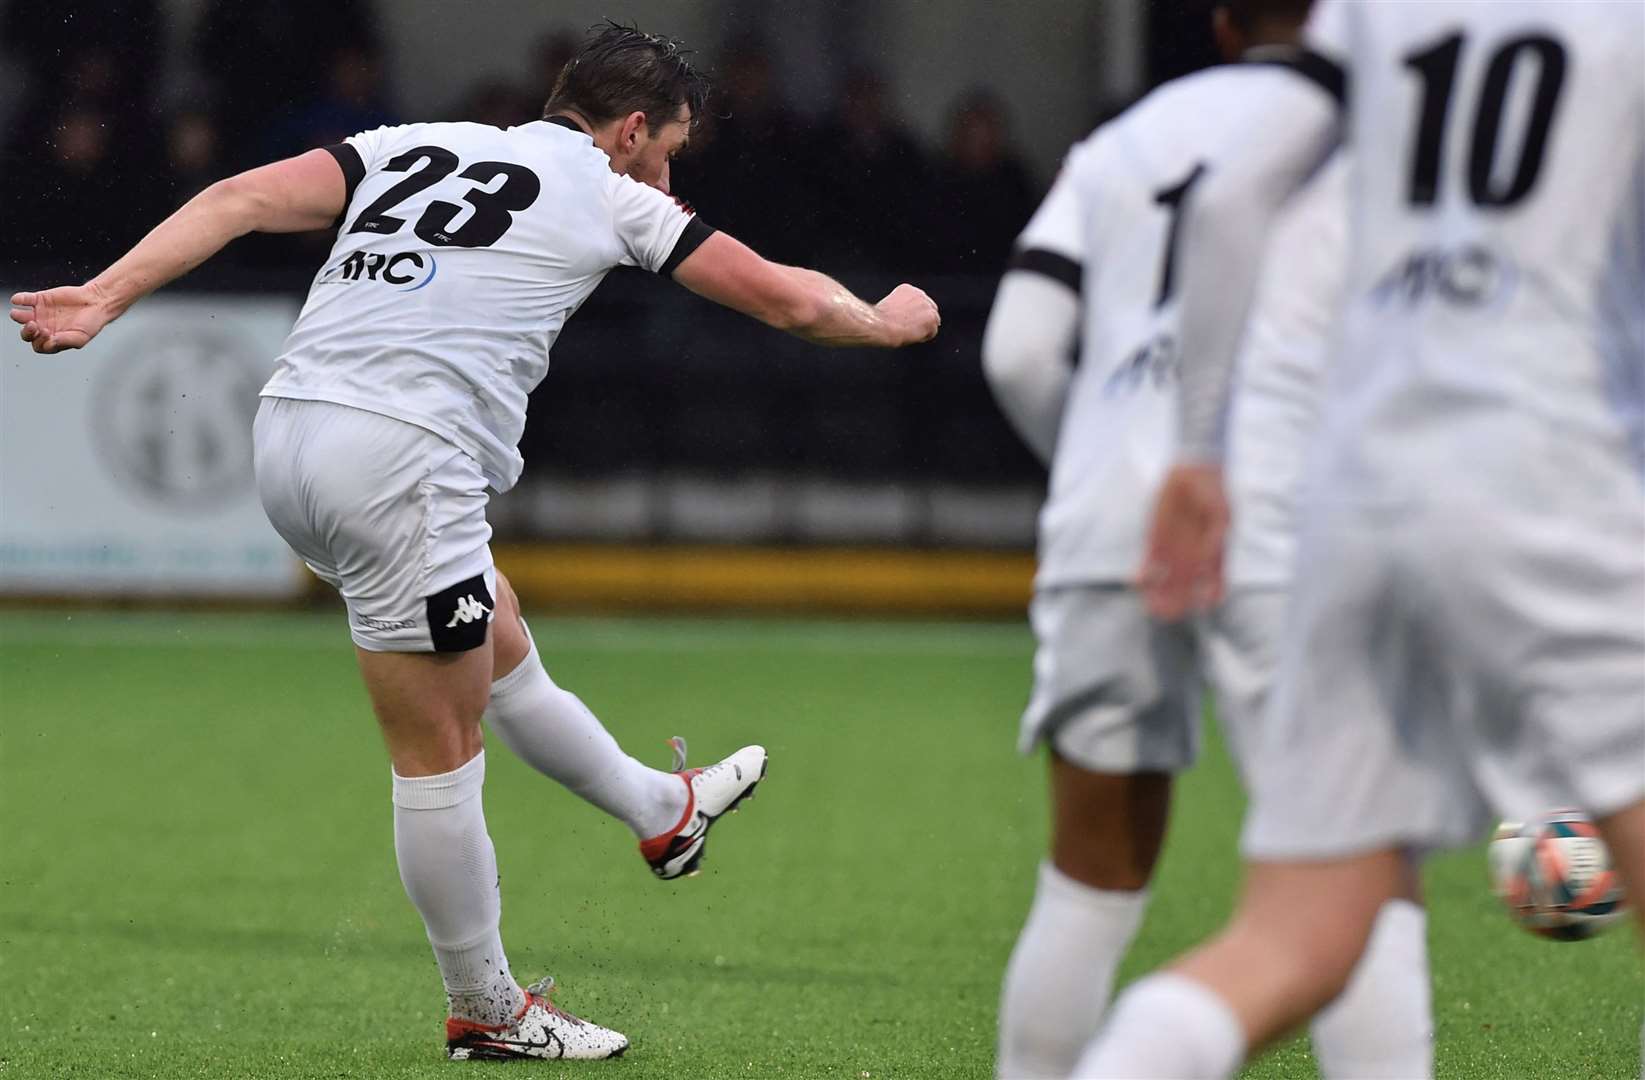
left=1221, top=907, right=1359, bottom=1015
left=1050, top=760, right=1171, bottom=890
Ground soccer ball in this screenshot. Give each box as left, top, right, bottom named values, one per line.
left=1488, top=810, right=1629, bottom=941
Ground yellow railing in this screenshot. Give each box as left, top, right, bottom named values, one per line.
left=493, top=544, right=1035, bottom=615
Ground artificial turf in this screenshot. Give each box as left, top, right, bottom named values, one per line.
left=0, top=611, right=1639, bottom=1079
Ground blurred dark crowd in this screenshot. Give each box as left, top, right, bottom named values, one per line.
left=0, top=0, right=1043, bottom=284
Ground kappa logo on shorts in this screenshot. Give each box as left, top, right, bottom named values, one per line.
left=446, top=594, right=491, bottom=628
left=427, top=574, right=495, bottom=653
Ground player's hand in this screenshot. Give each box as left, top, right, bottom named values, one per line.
left=877, top=284, right=940, bottom=345
left=9, top=284, right=117, bottom=354
left=1138, top=462, right=1229, bottom=621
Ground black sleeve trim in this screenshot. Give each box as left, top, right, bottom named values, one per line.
left=1008, top=247, right=1082, bottom=294
left=660, top=216, right=718, bottom=276
left=322, top=142, right=367, bottom=228
left=1263, top=48, right=1347, bottom=107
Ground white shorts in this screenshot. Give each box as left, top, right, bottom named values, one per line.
left=253, top=397, right=496, bottom=652
left=1242, top=497, right=1645, bottom=860
left=1020, top=585, right=1286, bottom=776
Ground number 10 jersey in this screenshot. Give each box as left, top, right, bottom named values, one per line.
left=261, top=119, right=711, bottom=492
left=1300, top=0, right=1645, bottom=509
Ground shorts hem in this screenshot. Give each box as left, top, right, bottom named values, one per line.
left=349, top=630, right=434, bottom=653
left=1015, top=723, right=1193, bottom=776
left=1582, top=775, right=1645, bottom=823
left=343, top=559, right=495, bottom=655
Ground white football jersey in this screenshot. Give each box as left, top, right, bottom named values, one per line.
left=261, top=119, right=710, bottom=491
left=1176, top=2, right=1645, bottom=516
left=1302, top=0, right=1645, bottom=512
left=1014, top=60, right=1336, bottom=587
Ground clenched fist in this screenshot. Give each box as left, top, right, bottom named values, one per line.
left=876, top=283, right=941, bottom=346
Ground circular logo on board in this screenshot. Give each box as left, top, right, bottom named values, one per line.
left=92, top=330, right=264, bottom=512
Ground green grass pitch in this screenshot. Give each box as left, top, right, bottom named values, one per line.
left=1, top=611, right=1639, bottom=1079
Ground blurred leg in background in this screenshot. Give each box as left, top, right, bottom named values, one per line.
left=997, top=757, right=1165, bottom=1078
left=996, top=587, right=1190, bottom=1079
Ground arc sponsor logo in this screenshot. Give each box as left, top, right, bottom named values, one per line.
left=1106, top=331, right=1180, bottom=396
left=1371, top=244, right=1517, bottom=310
left=320, top=249, right=439, bottom=292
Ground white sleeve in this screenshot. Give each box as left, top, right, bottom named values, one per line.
left=322, top=125, right=421, bottom=226
left=609, top=175, right=713, bottom=274
left=982, top=274, right=1079, bottom=465
left=1175, top=74, right=1341, bottom=461
left=982, top=161, right=1086, bottom=463
left=342, top=124, right=418, bottom=172
left=1015, top=151, right=1087, bottom=272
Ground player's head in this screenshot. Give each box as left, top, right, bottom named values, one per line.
left=543, top=21, right=709, bottom=192
left=1213, top=0, right=1314, bottom=60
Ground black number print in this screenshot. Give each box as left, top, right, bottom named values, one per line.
left=348, top=148, right=542, bottom=247
left=414, top=162, right=543, bottom=248
left=1153, top=163, right=1206, bottom=308
left=1403, top=31, right=1567, bottom=209
left=1403, top=34, right=1464, bottom=206
left=348, top=146, right=458, bottom=235
left=1468, top=36, right=1566, bottom=207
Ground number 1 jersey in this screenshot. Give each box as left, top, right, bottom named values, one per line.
left=261, top=119, right=712, bottom=492
left=1016, top=60, right=1334, bottom=588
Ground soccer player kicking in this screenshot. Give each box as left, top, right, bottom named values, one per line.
left=11, top=24, right=938, bottom=1062
left=982, top=3, right=1428, bottom=1077
left=1074, top=1, right=1645, bottom=1076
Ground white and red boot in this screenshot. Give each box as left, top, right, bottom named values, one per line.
left=445, top=976, right=628, bottom=1061
left=639, top=739, right=768, bottom=880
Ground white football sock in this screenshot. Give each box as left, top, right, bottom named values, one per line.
left=1071, top=972, right=1246, bottom=1079
left=392, top=752, right=526, bottom=1027
left=484, top=621, right=686, bottom=838
left=1310, top=899, right=1433, bottom=1079
left=997, top=862, right=1149, bottom=1079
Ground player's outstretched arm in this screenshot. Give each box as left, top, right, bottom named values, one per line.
left=9, top=149, right=348, bottom=354
left=671, top=231, right=939, bottom=348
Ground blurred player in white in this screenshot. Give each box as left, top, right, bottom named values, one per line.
left=982, top=3, right=1429, bottom=1077
left=10, top=24, right=938, bottom=1062
left=1080, top=1, right=1645, bottom=1075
